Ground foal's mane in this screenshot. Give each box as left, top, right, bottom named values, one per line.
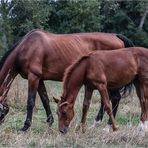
left=0, top=29, right=40, bottom=70
left=63, top=55, right=89, bottom=90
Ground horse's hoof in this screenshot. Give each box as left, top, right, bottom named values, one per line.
left=82, top=126, right=86, bottom=133
left=102, top=124, right=111, bottom=133
left=113, top=127, right=118, bottom=132
left=47, top=115, right=54, bottom=127
left=75, top=124, right=81, bottom=133
left=19, top=125, right=30, bottom=132
left=75, top=123, right=86, bottom=133
left=137, top=121, right=148, bottom=133
left=89, top=120, right=101, bottom=129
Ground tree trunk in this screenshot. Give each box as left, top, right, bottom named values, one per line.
left=139, top=4, right=148, bottom=30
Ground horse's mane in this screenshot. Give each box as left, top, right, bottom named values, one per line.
left=63, top=55, right=89, bottom=91
left=0, top=29, right=40, bottom=70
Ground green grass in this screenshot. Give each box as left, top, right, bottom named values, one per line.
left=116, top=114, right=139, bottom=126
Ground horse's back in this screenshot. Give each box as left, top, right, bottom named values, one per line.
left=87, top=48, right=139, bottom=88
left=15, top=30, right=128, bottom=80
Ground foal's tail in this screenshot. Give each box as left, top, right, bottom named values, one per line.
left=116, top=34, right=134, bottom=47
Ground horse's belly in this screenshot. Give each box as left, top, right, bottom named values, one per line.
left=41, top=67, right=65, bottom=81
left=107, top=72, right=136, bottom=88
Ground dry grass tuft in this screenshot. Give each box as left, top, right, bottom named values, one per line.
left=0, top=76, right=147, bottom=147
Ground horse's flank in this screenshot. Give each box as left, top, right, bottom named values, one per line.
left=64, top=47, right=141, bottom=90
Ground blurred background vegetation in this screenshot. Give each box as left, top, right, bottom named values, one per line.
left=0, top=0, right=148, bottom=56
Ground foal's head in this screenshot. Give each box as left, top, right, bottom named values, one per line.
left=55, top=97, right=74, bottom=134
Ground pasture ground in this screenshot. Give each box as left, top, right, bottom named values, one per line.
left=0, top=76, right=148, bottom=148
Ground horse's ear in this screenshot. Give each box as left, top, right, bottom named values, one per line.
left=59, top=101, right=69, bottom=107
left=53, top=96, right=60, bottom=104
left=61, top=96, right=65, bottom=100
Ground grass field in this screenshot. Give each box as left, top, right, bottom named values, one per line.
left=0, top=76, right=148, bottom=148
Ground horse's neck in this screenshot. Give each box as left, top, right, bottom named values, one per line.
left=0, top=50, right=18, bottom=97
left=63, top=59, right=87, bottom=104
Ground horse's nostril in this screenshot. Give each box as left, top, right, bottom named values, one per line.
left=60, top=129, right=65, bottom=134
left=60, top=127, right=67, bottom=134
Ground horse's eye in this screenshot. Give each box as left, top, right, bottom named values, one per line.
left=62, top=111, right=66, bottom=116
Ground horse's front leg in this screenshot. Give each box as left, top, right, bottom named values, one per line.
left=38, top=81, right=54, bottom=127
left=90, top=99, right=104, bottom=128
left=91, top=89, right=121, bottom=129
left=76, top=86, right=93, bottom=133
left=97, top=84, right=117, bottom=131
left=20, top=73, right=39, bottom=131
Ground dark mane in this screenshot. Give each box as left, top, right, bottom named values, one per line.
left=0, top=42, right=19, bottom=70
left=0, top=29, right=39, bottom=70
left=63, top=55, right=89, bottom=90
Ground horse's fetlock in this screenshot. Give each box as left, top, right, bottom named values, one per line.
left=24, top=119, right=31, bottom=127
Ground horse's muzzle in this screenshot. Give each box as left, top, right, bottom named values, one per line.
left=59, top=127, right=68, bottom=134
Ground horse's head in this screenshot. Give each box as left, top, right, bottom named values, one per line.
left=54, top=96, right=74, bottom=134
left=0, top=102, right=9, bottom=124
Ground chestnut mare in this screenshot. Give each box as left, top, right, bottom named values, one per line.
left=0, top=29, right=133, bottom=131
left=57, top=47, right=148, bottom=134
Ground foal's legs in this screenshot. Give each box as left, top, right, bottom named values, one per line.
left=20, top=73, right=39, bottom=131
left=76, top=86, right=93, bottom=133
left=38, top=81, right=54, bottom=126
left=94, top=90, right=121, bottom=125
left=96, top=84, right=117, bottom=131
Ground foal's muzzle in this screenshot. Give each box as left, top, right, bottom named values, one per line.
left=59, top=126, right=68, bottom=134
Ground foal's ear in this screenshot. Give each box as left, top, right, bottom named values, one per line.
left=53, top=96, right=60, bottom=104
left=59, top=101, right=69, bottom=107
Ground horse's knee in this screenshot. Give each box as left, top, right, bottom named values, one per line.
left=104, top=103, right=112, bottom=115
left=27, top=99, right=35, bottom=110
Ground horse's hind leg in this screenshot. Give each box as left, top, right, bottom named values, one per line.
left=96, top=83, right=117, bottom=131
left=134, top=79, right=148, bottom=131
left=107, top=90, right=121, bottom=125
left=76, top=86, right=93, bottom=133
left=95, top=99, right=104, bottom=122
left=38, top=81, right=54, bottom=127
left=20, top=73, right=39, bottom=131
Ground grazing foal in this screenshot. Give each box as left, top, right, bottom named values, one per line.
left=56, top=47, right=148, bottom=134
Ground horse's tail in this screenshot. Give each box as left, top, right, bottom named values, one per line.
left=119, top=83, right=133, bottom=98
left=116, top=34, right=134, bottom=47
left=116, top=34, right=134, bottom=98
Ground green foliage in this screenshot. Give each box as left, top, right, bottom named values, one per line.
left=0, top=0, right=148, bottom=53
left=9, top=0, right=51, bottom=41
left=48, top=0, right=102, bottom=33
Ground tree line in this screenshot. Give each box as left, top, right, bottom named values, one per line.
left=0, top=0, right=148, bottom=55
